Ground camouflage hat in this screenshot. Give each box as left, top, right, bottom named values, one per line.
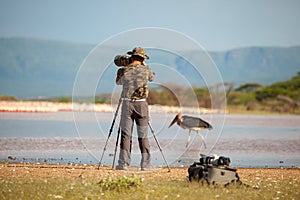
left=127, top=47, right=149, bottom=59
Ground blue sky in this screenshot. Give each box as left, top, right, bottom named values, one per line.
left=0, top=0, right=299, bottom=51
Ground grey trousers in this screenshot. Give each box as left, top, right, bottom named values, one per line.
left=118, top=100, right=151, bottom=168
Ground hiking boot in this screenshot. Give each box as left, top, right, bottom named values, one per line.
left=116, top=164, right=128, bottom=171
left=141, top=166, right=156, bottom=171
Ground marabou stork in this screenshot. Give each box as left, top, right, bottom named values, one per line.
left=168, top=113, right=213, bottom=148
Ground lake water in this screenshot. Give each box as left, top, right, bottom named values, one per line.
left=0, top=112, right=299, bottom=168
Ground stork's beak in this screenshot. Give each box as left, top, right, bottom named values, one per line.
left=168, top=114, right=179, bottom=128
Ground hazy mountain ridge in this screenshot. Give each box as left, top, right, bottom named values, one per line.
left=0, top=37, right=94, bottom=98
left=209, top=46, right=300, bottom=85
left=1, top=37, right=299, bottom=98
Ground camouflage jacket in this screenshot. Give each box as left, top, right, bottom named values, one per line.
left=116, top=64, right=155, bottom=99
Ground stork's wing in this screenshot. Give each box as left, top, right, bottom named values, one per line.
left=181, top=115, right=213, bottom=130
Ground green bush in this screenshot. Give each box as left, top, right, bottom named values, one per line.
left=0, top=95, right=18, bottom=101
left=235, top=83, right=262, bottom=92
left=57, top=97, right=72, bottom=103
left=97, top=175, right=143, bottom=191
left=255, top=77, right=300, bottom=101
left=228, top=91, right=256, bottom=105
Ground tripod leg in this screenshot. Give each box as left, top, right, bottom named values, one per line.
left=112, top=126, right=121, bottom=169
left=199, top=133, right=207, bottom=149
left=186, top=130, right=191, bottom=148
left=98, top=98, right=122, bottom=169
left=98, top=133, right=112, bottom=169
left=148, top=122, right=171, bottom=172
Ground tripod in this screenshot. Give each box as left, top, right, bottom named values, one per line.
left=99, top=98, right=171, bottom=172
left=148, top=122, right=171, bottom=172
left=111, top=121, right=171, bottom=172
left=98, top=98, right=122, bottom=169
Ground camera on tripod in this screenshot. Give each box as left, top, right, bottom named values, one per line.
left=114, top=55, right=131, bottom=67
left=114, top=55, right=147, bottom=67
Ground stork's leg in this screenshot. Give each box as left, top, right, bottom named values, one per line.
left=186, top=130, right=191, bottom=147
left=199, top=133, right=207, bottom=149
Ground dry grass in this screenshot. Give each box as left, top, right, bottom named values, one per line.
left=0, top=163, right=299, bottom=200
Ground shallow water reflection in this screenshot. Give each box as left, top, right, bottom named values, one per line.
left=0, top=112, right=299, bottom=168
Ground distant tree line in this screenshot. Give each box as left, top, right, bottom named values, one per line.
left=0, top=95, right=18, bottom=101
left=228, top=72, right=300, bottom=113
left=109, top=72, right=299, bottom=113
left=1, top=72, right=299, bottom=114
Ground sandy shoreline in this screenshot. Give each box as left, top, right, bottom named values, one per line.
left=1, top=162, right=299, bottom=180
left=0, top=101, right=223, bottom=114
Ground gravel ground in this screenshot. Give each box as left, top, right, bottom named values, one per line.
left=0, top=162, right=299, bottom=181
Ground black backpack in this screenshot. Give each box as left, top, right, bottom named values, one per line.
left=188, top=155, right=242, bottom=186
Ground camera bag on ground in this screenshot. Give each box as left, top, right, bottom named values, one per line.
left=188, top=154, right=242, bottom=186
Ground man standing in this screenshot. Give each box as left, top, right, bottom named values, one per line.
left=115, top=47, right=155, bottom=171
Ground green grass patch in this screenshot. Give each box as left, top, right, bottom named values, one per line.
left=97, top=175, right=143, bottom=191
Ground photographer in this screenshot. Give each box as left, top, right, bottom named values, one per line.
left=115, top=47, right=155, bottom=171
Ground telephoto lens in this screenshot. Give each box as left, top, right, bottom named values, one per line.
left=114, top=55, right=131, bottom=67
left=206, top=156, right=215, bottom=165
